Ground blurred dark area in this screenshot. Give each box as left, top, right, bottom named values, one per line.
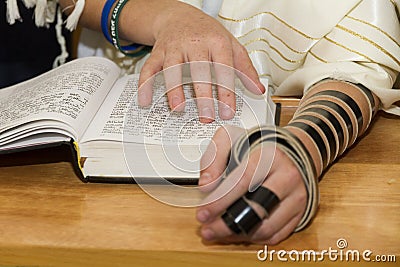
left=0, top=1, right=72, bottom=88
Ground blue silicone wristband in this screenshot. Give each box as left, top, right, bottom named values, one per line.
left=101, top=0, right=142, bottom=51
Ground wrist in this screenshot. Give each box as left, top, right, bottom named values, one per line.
left=116, top=0, right=176, bottom=45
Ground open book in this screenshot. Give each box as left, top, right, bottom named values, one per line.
left=0, top=57, right=276, bottom=183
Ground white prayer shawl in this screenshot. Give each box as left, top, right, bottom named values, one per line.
left=197, top=0, right=400, bottom=115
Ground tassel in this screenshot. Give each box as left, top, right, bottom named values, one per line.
left=21, top=0, right=36, bottom=9
left=53, top=6, right=69, bottom=68
left=46, top=0, right=58, bottom=24
left=65, top=0, right=85, bottom=31
left=34, top=0, right=47, bottom=27
left=6, top=0, right=21, bottom=25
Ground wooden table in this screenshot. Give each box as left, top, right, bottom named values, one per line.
left=0, top=104, right=399, bottom=266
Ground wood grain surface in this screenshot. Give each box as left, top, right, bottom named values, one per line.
left=0, top=104, right=398, bottom=267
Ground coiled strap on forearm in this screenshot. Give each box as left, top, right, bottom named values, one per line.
left=226, top=125, right=318, bottom=232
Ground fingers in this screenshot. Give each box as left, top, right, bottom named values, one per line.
left=197, top=146, right=307, bottom=244
left=197, top=146, right=274, bottom=222
left=189, top=58, right=214, bottom=123
left=200, top=193, right=304, bottom=243
left=199, top=126, right=245, bottom=192
left=138, top=25, right=264, bottom=121
left=163, top=53, right=185, bottom=112
left=138, top=50, right=164, bottom=107
left=136, top=1, right=265, bottom=121
left=138, top=45, right=186, bottom=112
left=200, top=142, right=281, bottom=215
left=247, top=189, right=306, bottom=244
left=232, top=42, right=265, bottom=95
left=210, top=36, right=235, bottom=120
left=260, top=214, right=302, bottom=245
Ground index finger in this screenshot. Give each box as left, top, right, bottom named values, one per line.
left=138, top=51, right=164, bottom=107
left=210, top=44, right=236, bottom=120
left=189, top=61, right=214, bottom=123
left=232, top=42, right=265, bottom=95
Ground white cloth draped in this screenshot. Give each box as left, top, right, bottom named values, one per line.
left=211, top=0, right=400, bottom=114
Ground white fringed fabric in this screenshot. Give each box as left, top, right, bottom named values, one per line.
left=21, top=0, right=36, bottom=8
left=6, top=0, right=21, bottom=24
left=34, top=0, right=49, bottom=27
left=64, top=0, right=84, bottom=31
left=6, top=0, right=85, bottom=29
left=5, top=0, right=86, bottom=67
left=53, top=5, right=69, bottom=67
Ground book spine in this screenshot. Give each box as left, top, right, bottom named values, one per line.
left=69, top=139, right=88, bottom=183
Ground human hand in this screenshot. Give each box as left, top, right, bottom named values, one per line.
left=137, top=2, right=265, bottom=123
left=196, top=126, right=307, bottom=244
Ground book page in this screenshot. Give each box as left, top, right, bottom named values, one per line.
left=0, top=57, right=121, bottom=141
left=80, top=74, right=272, bottom=147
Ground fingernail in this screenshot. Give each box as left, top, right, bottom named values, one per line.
left=220, top=105, right=234, bottom=120
left=202, top=228, right=215, bottom=240
left=138, top=94, right=150, bottom=107
left=197, top=209, right=210, bottom=223
left=200, top=107, right=214, bottom=121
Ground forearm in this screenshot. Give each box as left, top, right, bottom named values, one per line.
left=285, top=80, right=380, bottom=177
left=59, top=0, right=194, bottom=46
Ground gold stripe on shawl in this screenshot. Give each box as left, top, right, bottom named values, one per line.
left=346, top=15, right=400, bottom=48
left=236, top=27, right=308, bottom=54
left=324, top=36, right=375, bottom=62
left=243, top=38, right=303, bottom=64
left=218, top=13, right=319, bottom=40
left=248, top=49, right=299, bottom=72
left=308, top=51, right=328, bottom=64
left=336, top=25, right=400, bottom=66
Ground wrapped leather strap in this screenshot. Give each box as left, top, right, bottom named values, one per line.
left=221, top=197, right=262, bottom=234
left=223, top=125, right=318, bottom=233
left=245, top=186, right=280, bottom=217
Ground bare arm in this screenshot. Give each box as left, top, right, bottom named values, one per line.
left=59, top=0, right=176, bottom=45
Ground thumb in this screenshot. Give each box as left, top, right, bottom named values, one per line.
left=199, top=125, right=245, bottom=192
